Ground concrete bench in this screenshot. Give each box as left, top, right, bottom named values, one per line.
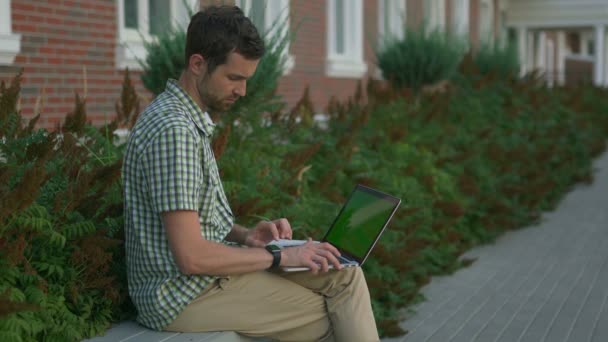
left=84, top=321, right=262, bottom=342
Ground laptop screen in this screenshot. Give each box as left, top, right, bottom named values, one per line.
left=323, top=185, right=400, bottom=262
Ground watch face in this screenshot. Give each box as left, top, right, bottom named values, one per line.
left=267, top=245, right=280, bottom=252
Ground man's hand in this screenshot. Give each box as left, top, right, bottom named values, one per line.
left=282, top=238, right=343, bottom=273
left=244, top=218, right=293, bottom=247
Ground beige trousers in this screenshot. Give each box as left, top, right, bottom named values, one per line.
left=164, top=267, right=379, bottom=342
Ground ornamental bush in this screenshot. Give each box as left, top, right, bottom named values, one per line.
left=2, top=56, right=608, bottom=340
left=376, top=26, right=465, bottom=93
left=0, top=72, right=139, bottom=341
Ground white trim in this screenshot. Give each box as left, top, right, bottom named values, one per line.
left=425, top=0, right=445, bottom=31
left=536, top=31, right=547, bottom=70
left=580, top=31, right=596, bottom=57
left=546, top=38, right=554, bottom=86
left=0, top=0, right=21, bottom=65
left=451, top=0, right=470, bottom=38
left=326, top=0, right=367, bottom=78
left=594, top=24, right=605, bottom=86
left=605, top=30, right=608, bottom=86
left=378, top=0, right=405, bottom=42
left=376, top=0, right=406, bottom=80
left=116, top=0, right=195, bottom=71
left=557, top=31, right=567, bottom=85
left=479, top=0, right=494, bottom=43
left=518, top=26, right=528, bottom=76
left=527, top=31, right=535, bottom=71
left=238, top=0, right=295, bottom=75
left=565, top=54, right=595, bottom=62
left=507, top=0, right=608, bottom=29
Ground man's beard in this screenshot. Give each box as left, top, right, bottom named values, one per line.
left=197, top=77, right=235, bottom=113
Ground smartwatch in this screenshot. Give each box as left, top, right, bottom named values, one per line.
left=265, top=244, right=281, bottom=270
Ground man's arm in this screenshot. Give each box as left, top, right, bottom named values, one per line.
left=163, top=211, right=273, bottom=275
left=224, top=223, right=249, bottom=245
left=163, top=211, right=343, bottom=275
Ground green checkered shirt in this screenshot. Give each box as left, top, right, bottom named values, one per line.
left=122, top=79, right=234, bottom=330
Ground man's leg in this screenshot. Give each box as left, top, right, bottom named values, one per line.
left=281, top=267, right=379, bottom=342
left=165, top=271, right=333, bottom=341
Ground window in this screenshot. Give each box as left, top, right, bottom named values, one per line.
left=378, top=0, right=406, bottom=43
left=0, top=0, right=21, bottom=65
left=116, top=0, right=196, bottom=70
left=327, top=0, right=367, bottom=78
left=425, top=0, right=445, bottom=31
left=237, top=0, right=294, bottom=74
left=451, top=0, right=469, bottom=38
left=479, top=0, right=494, bottom=43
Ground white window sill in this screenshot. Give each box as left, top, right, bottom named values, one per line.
left=325, top=56, right=368, bottom=78
left=0, top=33, right=21, bottom=65
left=115, top=37, right=147, bottom=71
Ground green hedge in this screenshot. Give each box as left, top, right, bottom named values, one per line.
left=1, top=63, right=608, bottom=340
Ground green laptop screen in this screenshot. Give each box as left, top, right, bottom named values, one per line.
left=324, top=188, right=398, bottom=260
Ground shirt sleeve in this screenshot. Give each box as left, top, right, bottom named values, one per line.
left=142, top=126, right=202, bottom=213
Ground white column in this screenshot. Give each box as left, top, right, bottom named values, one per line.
left=604, top=30, right=608, bottom=86
left=546, top=39, right=555, bottom=87
left=536, top=31, right=547, bottom=71
left=518, top=26, right=528, bottom=77
left=594, top=24, right=605, bottom=86
left=557, top=31, right=567, bottom=85
left=527, top=31, right=535, bottom=72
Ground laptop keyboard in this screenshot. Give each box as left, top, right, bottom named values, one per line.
left=338, top=255, right=356, bottom=265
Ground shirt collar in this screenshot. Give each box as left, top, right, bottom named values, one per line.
left=165, top=79, right=216, bottom=137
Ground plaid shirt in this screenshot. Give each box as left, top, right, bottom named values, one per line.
left=122, top=79, right=234, bottom=330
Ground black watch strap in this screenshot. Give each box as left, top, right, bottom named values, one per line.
left=265, top=245, right=281, bottom=269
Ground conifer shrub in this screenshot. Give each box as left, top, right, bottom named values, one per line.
left=376, top=26, right=465, bottom=93
left=472, top=41, right=520, bottom=77
left=139, top=9, right=290, bottom=117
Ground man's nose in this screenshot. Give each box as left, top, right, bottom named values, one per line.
left=234, top=81, right=246, bottom=97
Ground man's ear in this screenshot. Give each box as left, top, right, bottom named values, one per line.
left=188, top=54, right=207, bottom=77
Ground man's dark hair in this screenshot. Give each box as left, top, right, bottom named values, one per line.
left=186, top=5, right=265, bottom=74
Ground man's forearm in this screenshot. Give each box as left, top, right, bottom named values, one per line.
left=224, top=224, right=249, bottom=245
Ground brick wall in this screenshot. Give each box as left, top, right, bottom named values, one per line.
left=1, top=0, right=496, bottom=129
left=277, top=0, right=381, bottom=113
left=0, top=0, right=151, bottom=129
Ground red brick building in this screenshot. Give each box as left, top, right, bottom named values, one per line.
left=0, top=0, right=506, bottom=129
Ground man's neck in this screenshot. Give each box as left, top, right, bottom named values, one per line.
left=178, top=73, right=208, bottom=112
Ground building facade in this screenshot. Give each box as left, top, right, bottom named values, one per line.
left=0, top=0, right=504, bottom=129
left=508, top=0, right=608, bottom=87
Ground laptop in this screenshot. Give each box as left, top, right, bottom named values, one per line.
left=269, top=184, right=401, bottom=272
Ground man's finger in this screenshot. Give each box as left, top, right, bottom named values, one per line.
left=274, top=218, right=292, bottom=239
left=320, top=242, right=341, bottom=257
left=264, top=221, right=280, bottom=240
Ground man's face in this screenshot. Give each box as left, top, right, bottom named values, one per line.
left=196, top=52, right=259, bottom=113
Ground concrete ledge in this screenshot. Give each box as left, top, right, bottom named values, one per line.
left=83, top=321, right=258, bottom=342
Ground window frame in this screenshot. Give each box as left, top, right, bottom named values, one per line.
left=237, top=0, right=295, bottom=75
left=0, top=0, right=21, bottom=65
left=479, top=0, right=495, bottom=43
left=451, top=0, right=470, bottom=38
left=378, top=0, right=406, bottom=43
left=326, top=0, right=367, bottom=78
left=425, top=0, right=446, bottom=32
left=116, top=0, right=196, bottom=70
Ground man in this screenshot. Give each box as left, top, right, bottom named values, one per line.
left=122, top=5, right=379, bottom=341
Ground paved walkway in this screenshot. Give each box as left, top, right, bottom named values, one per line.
left=383, top=149, right=608, bottom=342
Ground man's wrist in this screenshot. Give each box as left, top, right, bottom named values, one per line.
left=264, top=245, right=281, bottom=269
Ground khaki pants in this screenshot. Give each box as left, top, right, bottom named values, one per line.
left=164, top=267, right=379, bottom=342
